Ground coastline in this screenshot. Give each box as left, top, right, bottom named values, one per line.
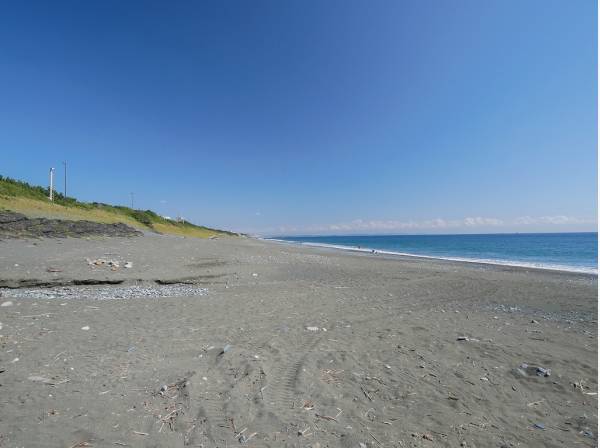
left=0, top=233, right=596, bottom=447
left=265, top=237, right=599, bottom=276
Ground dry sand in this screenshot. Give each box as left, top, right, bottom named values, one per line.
left=0, top=234, right=597, bottom=447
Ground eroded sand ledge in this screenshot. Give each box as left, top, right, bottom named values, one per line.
left=0, top=234, right=597, bottom=447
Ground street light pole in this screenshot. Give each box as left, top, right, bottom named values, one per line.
left=130, top=192, right=134, bottom=209
left=49, top=168, right=55, bottom=201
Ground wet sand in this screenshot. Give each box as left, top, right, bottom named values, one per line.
left=0, top=234, right=597, bottom=447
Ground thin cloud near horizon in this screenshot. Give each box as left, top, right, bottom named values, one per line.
left=248, top=215, right=597, bottom=236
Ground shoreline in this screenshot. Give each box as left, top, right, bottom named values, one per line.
left=265, top=237, right=598, bottom=276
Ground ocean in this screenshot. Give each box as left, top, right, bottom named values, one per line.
left=273, top=233, right=598, bottom=274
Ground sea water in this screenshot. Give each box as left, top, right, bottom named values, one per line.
left=273, top=233, right=598, bottom=274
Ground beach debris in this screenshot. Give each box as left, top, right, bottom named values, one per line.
left=81, top=326, right=90, bottom=331
left=11, top=357, right=19, bottom=363
left=252, top=273, right=258, bottom=277
left=239, top=432, right=257, bottom=444
left=218, top=344, right=232, bottom=356
left=28, top=375, right=53, bottom=384
left=581, top=430, right=594, bottom=438
left=1, top=301, right=13, bottom=307
left=28, top=375, right=69, bottom=385
left=298, top=427, right=312, bottom=437
left=305, top=326, right=320, bottom=332
left=124, top=262, right=133, bottom=268
left=513, top=363, right=551, bottom=378
left=532, top=423, right=546, bottom=430
left=457, top=336, right=469, bottom=341
left=536, top=367, right=551, bottom=377
left=46, top=267, right=62, bottom=273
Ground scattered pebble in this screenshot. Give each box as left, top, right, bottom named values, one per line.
left=0, top=285, right=208, bottom=301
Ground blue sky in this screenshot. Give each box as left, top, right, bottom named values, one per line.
left=1, top=0, right=597, bottom=235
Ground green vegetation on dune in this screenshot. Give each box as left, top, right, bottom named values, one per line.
left=0, top=175, right=238, bottom=237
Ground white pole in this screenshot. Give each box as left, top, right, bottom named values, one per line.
left=49, top=168, right=55, bottom=201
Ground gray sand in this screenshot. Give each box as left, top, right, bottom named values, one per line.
left=0, top=234, right=597, bottom=447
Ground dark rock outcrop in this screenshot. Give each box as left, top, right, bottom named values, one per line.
left=0, top=211, right=141, bottom=239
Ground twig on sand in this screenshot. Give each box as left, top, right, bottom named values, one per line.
left=315, top=413, right=337, bottom=422
left=361, top=386, right=373, bottom=401
left=369, top=431, right=383, bottom=446
left=260, top=385, right=268, bottom=400
left=133, top=431, right=148, bottom=436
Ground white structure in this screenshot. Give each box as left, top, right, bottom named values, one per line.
left=49, top=168, right=55, bottom=201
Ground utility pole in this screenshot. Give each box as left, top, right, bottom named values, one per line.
left=62, top=161, right=67, bottom=197
left=130, top=192, right=134, bottom=209
left=49, top=168, right=55, bottom=201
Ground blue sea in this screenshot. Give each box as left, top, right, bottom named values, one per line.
left=273, top=233, right=598, bottom=274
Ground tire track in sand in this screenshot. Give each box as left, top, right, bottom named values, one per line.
left=264, top=332, right=323, bottom=424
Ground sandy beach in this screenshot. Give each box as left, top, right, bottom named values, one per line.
left=0, top=233, right=597, bottom=447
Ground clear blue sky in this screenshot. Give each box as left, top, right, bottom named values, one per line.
left=1, top=0, right=597, bottom=235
